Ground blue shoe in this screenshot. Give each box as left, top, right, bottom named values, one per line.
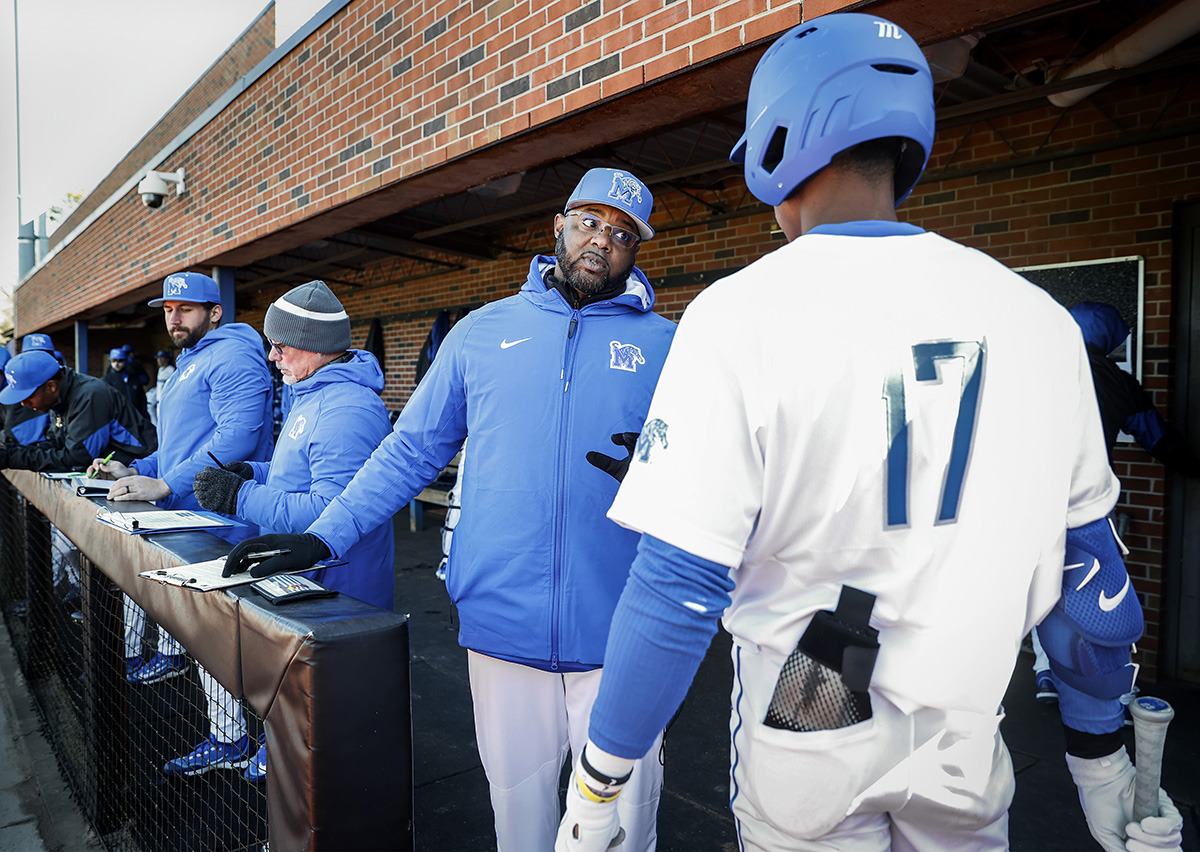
left=1035, top=671, right=1058, bottom=704
left=163, top=734, right=251, bottom=778
left=128, top=652, right=189, bottom=685
left=244, top=734, right=267, bottom=783
left=125, top=656, right=143, bottom=681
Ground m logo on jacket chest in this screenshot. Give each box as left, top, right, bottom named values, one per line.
left=609, top=341, right=645, bottom=373
left=288, top=415, right=307, bottom=440
left=178, top=364, right=197, bottom=382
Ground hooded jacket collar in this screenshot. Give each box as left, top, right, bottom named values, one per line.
left=522, top=255, right=656, bottom=314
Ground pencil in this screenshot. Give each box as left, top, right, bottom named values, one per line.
left=89, top=451, right=115, bottom=479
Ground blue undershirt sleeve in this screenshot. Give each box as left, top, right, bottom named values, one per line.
left=588, top=534, right=735, bottom=760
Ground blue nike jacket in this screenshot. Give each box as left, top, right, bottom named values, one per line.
left=309, top=256, right=676, bottom=669
left=133, top=323, right=274, bottom=510
left=235, top=350, right=395, bottom=610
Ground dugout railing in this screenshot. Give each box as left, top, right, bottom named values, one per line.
left=0, top=470, right=413, bottom=851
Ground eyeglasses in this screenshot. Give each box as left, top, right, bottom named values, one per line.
left=268, top=341, right=289, bottom=355
left=565, top=211, right=640, bottom=249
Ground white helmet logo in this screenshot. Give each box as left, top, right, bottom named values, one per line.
left=874, top=21, right=904, bottom=39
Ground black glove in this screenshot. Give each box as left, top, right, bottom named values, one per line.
left=193, top=466, right=245, bottom=515
left=586, top=432, right=639, bottom=483
left=223, top=533, right=331, bottom=579
left=222, top=460, right=254, bottom=480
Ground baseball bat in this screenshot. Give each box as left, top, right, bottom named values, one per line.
left=1130, top=695, right=1174, bottom=822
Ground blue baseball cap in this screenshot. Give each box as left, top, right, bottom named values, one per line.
left=109, top=348, right=126, bottom=360
left=0, top=350, right=62, bottom=404
left=564, top=168, right=654, bottom=241
left=21, top=332, right=54, bottom=352
left=148, top=271, right=221, bottom=307
left=0, top=348, right=10, bottom=371
left=156, top=349, right=171, bottom=358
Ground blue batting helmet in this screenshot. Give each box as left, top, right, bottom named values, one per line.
left=730, top=13, right=935, bottom=207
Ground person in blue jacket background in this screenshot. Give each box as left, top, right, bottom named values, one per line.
left=90, top=271, right=274, bottom=696
left=184, top=279, right=395, bottom=782
left=226, top=167, right=677, bottom=851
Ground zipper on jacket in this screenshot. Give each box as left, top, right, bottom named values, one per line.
left=551, top=308, right=581, bottom=668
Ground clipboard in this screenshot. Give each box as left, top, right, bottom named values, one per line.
left=96, top=508, right=232, bottom=535
left=138, top=556, right=343, bottom=591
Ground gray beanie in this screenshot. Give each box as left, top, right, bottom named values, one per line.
left=263, top=280, right=351, bottom=354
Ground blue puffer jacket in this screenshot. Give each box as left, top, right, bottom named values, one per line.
left=236, top=350, right=395, bottom=610
left=309, top=256, right=676, bottom=669
left=134, top=323, right=274, bottom=510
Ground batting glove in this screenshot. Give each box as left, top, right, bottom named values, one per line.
left=193, top=466, right=246, bottom=515
left=1125, top=789, right=1183, bottom=852
left=224, top=533, right=331, bottom=578
left=555, top=741, right=634, bottom=852
left=1066, top=746, right=1137, bottom=852
left=586, top=432, right=639, bottom=483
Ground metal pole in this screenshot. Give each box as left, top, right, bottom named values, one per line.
left=13, top=0, right=35, bottom=279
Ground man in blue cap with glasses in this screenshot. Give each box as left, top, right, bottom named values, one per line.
left=225, top=168, right=676, bottom=850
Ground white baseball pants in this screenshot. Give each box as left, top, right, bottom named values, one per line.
left=468, top=650, right=663, bottom=852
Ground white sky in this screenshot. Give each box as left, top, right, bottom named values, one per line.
left=0, top=0, right=327, bottom=327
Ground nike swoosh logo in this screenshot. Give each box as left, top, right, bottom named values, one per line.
left=1071, top=558, right=1101, bottom=591
left=500, top=337, right=532, bottom=349
left=1099, top=577, right=1130, bottom=611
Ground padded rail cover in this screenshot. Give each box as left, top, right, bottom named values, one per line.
left=5, top=470, right=414, bottom=850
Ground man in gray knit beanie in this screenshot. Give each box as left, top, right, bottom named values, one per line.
left=188, top=276, right=393, bottom=784
left=262, top=279, right=352, bottom=369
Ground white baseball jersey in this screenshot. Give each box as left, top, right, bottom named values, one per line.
left=608, top=229, right=1118, bottom=720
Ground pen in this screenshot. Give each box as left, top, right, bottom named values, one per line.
left=89, top=451, right=115, bottom=479
left=246, top=549, right=292, bottom=560
left=208, top=452, right=226, bottom=469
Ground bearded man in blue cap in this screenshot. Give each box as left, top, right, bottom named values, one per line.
left=90, top=271, right=273, bottom=693
left=225, top=168, right=676, bottom=851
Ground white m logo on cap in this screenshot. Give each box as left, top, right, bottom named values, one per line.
left=608, top=173, right=643, bottom=206
left=165, top=276, right=187, bottom=296
left=874, top=21, right=903, bottom=39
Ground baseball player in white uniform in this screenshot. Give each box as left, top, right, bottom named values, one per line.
left=556, top=13, right=1184, bottom=852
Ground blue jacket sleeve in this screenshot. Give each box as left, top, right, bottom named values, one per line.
left=308, top=324, right=469, bottom=557
left=589, top=535, right=735, bottom=759
left=236, top=403, right=389, bottom=534
left=160, top=356, right=272, bottom=499
left=133, top=452, right=159, bottom=479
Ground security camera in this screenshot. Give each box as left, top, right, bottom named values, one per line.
left=137, top=168, right=186, bottom=209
